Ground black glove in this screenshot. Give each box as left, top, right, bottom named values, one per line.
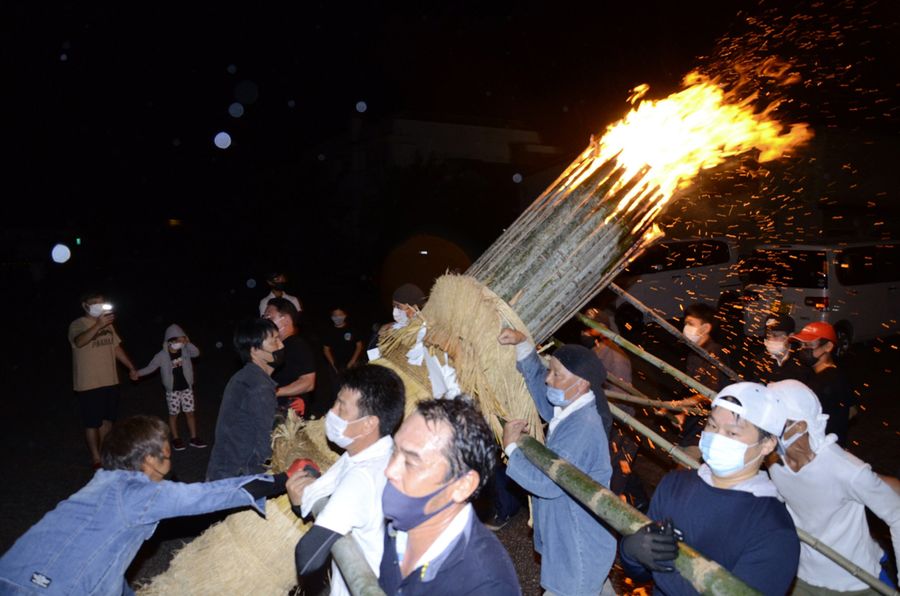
left=621, top=519, right=680, bottom=572
left=243, top=472, right=288, bottom=500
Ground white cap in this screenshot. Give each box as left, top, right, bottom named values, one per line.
left=711, top=382, right=786, bottom=436
left=767, top=379, right=836, bottom=453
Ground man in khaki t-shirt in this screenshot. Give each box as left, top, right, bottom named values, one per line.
left=68, top=292, right=138, bottom=468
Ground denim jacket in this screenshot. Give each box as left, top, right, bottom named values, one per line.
left=506, top=350, right=616, bottom=596
left=0, top=470, right=269, bottom=595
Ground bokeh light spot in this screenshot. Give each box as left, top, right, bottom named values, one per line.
left=51, top=243, right=71, bottom=263
left=355, top=101, right=368, bottom=113
left=214, top=132, right=232, bottom=149
left=512, top=173, right=523, bottom=183
left=228, top=102, right=244, bottom=118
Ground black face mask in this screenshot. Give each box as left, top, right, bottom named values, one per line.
left=580, top=334, right=597, bottom=348
left=269, top=348, right=286, bottom=368
left=269, top=282, right=286, bottom=292
left=798, top=348, right=818, bottom=367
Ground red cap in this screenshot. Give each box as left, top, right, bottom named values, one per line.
left=790, top=321, right=837, bottom=344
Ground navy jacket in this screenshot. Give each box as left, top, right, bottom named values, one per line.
left=378, top=511, right=520, bottom=596
left=620, top=470, right=799, bottom=595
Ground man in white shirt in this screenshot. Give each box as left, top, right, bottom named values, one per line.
left=258, top=271, right=302, bottom=316
left=378, top=397, right=520, bottom=595
left=286, top=364, right=405, bottom=596
left=768, top=379, right=900, bottom=593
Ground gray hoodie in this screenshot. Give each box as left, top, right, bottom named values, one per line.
left=136, top=324, right=199, bottom=392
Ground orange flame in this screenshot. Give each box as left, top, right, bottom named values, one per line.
left=573, top=71, right=813, bottom=232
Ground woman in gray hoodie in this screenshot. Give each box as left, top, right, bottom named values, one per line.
left=136, top=324, right=207, bottom=450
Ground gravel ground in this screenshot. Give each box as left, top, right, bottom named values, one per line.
left=2, top=321, right=897, bottom=594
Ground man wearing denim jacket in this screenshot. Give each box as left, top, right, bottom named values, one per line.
left=499, top=329, right=616, bottom=596
left=0, top=416, right=286, bottom=596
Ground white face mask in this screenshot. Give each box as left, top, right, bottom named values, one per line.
left=392, top=307, right=409, bottom=327
left=682, top=325, right=703, bottom=344
left=325, top=410, right=366, bottom=449
left=700, top=431, right=760, bottom=477
left=331, top=315, right=346, bottom=326
left=776, top=421, right=806, bottom=456
left=764, top=338, right=788, bottom=356
left=169, top=342, right=184, bottom=351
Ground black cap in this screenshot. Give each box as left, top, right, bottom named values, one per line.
left=765, top=313, right=796, bottom=334
left=553, top=344, right=612, bottom=434
left=392, top=283, right=426, bottom=308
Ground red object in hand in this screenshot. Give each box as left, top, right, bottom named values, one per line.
left=289, top=398, right=305, bottom=417
left=287, top=458, right=321, bottom=478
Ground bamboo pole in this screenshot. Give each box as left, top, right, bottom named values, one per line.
left=577, top=313, right=717, bottom=399
left=310, top=497, right=386, bottom=596
left=332, top=536, right=386, bottom=596
left=514, top=434, right=761, bottom=595
left=609, top=403, right=703, bottom=470
left=609, top=282, right=743, bottom=382
left=606, top=390, right=707, bottom=415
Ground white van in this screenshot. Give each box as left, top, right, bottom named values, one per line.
left=740, top=242, right=900, bottom=355
left=595, top=237, right=742, bottom=333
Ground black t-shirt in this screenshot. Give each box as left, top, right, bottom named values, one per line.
left=271, top=335, right=316, bottom=392
left=323, top=325, right=363, bottom=369
left=170, top=350, right=188, bottom=391
left=806, top=365, right=856, bottom=447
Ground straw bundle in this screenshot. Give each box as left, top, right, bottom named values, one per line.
left=137, top=495, right=308, bottom=595
left=400, top=274, right=544, bottom=442
left=138, top=414, right=339, bottom=595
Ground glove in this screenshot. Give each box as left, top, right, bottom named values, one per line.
left=621, top=519, right=680, bottom=572
left=289, top=398, right=306, bottom=417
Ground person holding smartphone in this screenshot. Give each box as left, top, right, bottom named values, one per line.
left=68, top=291, right=139, bottom=469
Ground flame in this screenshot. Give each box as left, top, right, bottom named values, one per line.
left=573, top=71, right=813, bottom=232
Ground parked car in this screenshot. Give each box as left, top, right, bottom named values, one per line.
left=594, top=237, right=743, bottom=334
left=739, top=241, right=900, bottom=356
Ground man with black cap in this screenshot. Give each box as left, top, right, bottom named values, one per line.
left=754, top=312, right=810, bottom=384
left=258, top=271, right=302, bottom=316
left=498, top=328, right=615, bottom=596
left=370, top=283, right=461, bottom=400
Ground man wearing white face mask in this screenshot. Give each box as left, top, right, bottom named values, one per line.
left=620, top=382, right=800, bottom=594
left=68, top=291, right=139, bottom=469
left=370, top=283, right=461, bottom=400
left=753, top=313, right=810, bottom=385
left=499, top=329, right=616, bottom=596
left=286, top=364, right=405, bottom=596
left=768, top=379, right=900, bottom=594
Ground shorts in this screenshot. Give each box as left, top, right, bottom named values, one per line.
left=76, top=385, right=121, bottom=428
left=166, top=388, right=195, bottom=416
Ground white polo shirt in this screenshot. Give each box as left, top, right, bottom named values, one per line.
left=302, top=435, right=393, bottom=596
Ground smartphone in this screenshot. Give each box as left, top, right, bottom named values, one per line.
left=101, top=303, right=114, bottom=313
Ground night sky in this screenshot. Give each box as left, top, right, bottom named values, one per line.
left=5, top=1, right=899, bottom=313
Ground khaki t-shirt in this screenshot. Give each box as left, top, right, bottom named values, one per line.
left=68, top=316, right=122, bottom=392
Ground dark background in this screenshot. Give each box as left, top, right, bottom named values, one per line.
left=2, top=1, right=900, bottom=591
